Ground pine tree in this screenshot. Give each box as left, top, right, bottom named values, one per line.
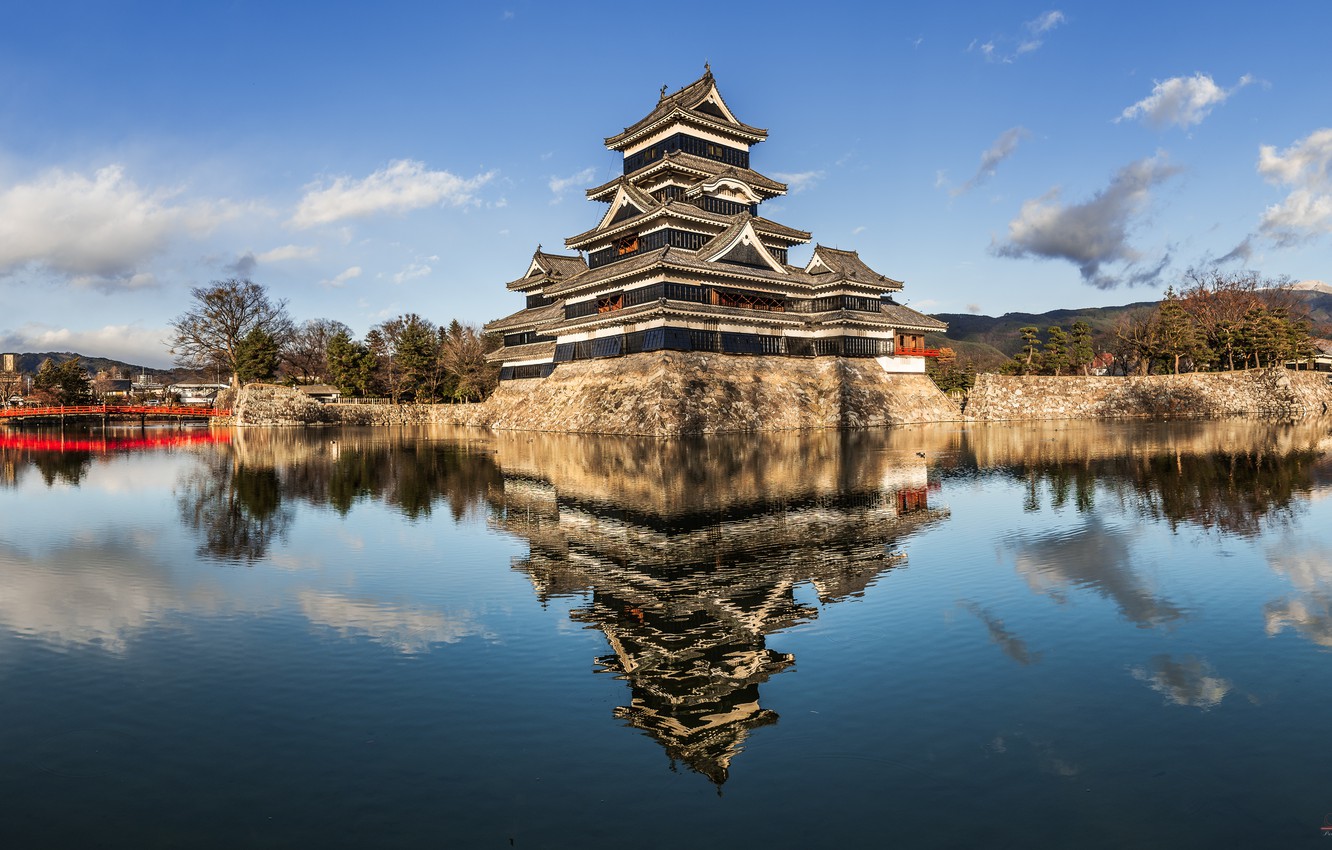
left=327, top=331, right=376, bottom=397
left=1070, top=321, right=1094, bottom=375
left=1044, top=326, right=1070, bottom=375
left=233, top=328, right=281, bottom=384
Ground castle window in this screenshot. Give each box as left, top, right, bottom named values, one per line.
left=597, top=294, right=623, bottom=313
left=615, top=234, right=639, bottom=256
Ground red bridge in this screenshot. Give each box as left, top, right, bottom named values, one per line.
left=0, top=404, right=231, bottom=423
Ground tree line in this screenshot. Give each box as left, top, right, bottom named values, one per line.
left=989, top=270, right=1319, bottom=379
left=168, top=279, right=501, bottom=402
left=1110, top=270, right=1316, bottom=375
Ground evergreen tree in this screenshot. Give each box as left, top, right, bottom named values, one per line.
left=1156, top=290, right=1204, bottom=374
left=32, top=357, right=92, bottom=405
left=327, top=331, right=376, bottom=397
left=233, top=327, right=281, bottom=384
left=1016, top=326, right=1042, bottom=375
left=1070, top=320, right=1094, bottom=375
left=1043, top=326, right=1070, bottom=375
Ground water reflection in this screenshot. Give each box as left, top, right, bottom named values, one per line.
left=956, top=420, right=1332, bottom=537
left=488, top=431, right=948, bottom=784
left=1264, top=543, right=1332, bottom=647
left=1130, top=654, right=1232, bottom=708
left=173, top=429, right=502, bottom=561
left=4, top=419, right=1332, bottom=790
left=0, top=535, right=231, bottom=652
left=1006, top=515, right=1188, bottom=629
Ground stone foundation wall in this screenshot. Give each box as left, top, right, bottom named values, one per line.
left=967, top=369, right=1332, bottom=421
left=481, top=352, right=963, bottom=435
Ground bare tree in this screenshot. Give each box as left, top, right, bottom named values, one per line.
left=440, top=323, right=499, bottom=401
left=283, top=318, right=351, bottom=384
left=169, top=279, right=293, bottom=387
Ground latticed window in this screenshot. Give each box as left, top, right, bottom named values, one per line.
left=615, top=234, right=639, bottom=256
left=596, top=294, right=623, bottom=313
left=716, top=289, right=786, bottom=312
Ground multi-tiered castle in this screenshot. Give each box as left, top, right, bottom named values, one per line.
left=486, top=67, right=944, bottom=378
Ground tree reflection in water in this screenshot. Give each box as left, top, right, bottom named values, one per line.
left=955, top=420, right=1332, bottom=537
left=174, top=428, right=503, bottom=561
left=177, top=458, right=292, bottom=563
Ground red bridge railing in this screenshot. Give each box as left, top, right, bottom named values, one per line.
left=0, top=404, right=231, bottom=420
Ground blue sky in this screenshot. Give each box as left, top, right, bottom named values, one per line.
left=2, top=1, right=1330, bottom=367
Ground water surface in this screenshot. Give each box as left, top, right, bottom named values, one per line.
left=2, top=420, right=1331, bottom=848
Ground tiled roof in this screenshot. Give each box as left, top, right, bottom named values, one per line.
left=586, top=152, right=788, bottom=199
left=808, top=245, right=904, bottom=289
left=486, top=340, right=556, bottom=363
left=538, top=251, right=588, bottom=278
left=879, top=303, right=948, bottom=331
left=483, top=300, right=567, bottom=333
left=604, top=71, right=767, bottom=149
left=565, top=203, right=809, bottom=249
left=504, top=250, right=589, bottom=291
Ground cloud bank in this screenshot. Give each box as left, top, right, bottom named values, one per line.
left=0, top=165, right=238, bottom=291
left=994, top=154, right=1182, bottom=288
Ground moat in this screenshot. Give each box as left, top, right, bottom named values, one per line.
left=3, top=420, right=1332, bottom=848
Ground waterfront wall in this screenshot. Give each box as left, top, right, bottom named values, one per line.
left=231, top=366, right=1332, bottom=433
left=966, top=369, right=1332, bottom=421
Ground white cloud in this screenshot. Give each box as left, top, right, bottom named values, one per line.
left=548, top=167, right=597, bottom=202
left=257, top=244, right=318, bottom=262
left=391, top=263, right=431, bottom=284
left=772, top=170, right=825, bottom=194
left=951, top=127, right=1029, bottom=196
left=320, top=266, right=362, bottom=288
left=0, top=321, right=172, bottom=366
left=291, top=159, right=495, bottom=228
left=972, top=11, right=1064, bottom=63
left=1029, top=10, right=1065, bottom=33
left=1256, top=128, right=1332, bottom=246
left=1117, top=73, right=1252, bottom=129
left=994, top=153, right=1182, bottom=288
left=0, top=164, right=240, bottom=291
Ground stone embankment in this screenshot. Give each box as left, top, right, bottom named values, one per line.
left=966, top=369, right=1332, bottom=420
left=232, top=384, right=482, bottom=428
left=482, top=351, right=962, bottom=435
left=230, top=365, right=1332, bottom=434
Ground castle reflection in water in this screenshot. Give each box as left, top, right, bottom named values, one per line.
left=487, top=432, right=947, bottom=784
left=4, top=419, right=1331, bottom=785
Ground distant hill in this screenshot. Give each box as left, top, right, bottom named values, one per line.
left=9, top=351, right=171, bottom=379
left=926, top=302, right=1157, bottom=366
left=927, top=290, right=1332, bottom=367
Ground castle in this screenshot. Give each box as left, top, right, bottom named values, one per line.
left=481, top=69, right=958, bottom=435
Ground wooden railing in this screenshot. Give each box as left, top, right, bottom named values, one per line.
left=896, top=348, right=942, bottom=358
